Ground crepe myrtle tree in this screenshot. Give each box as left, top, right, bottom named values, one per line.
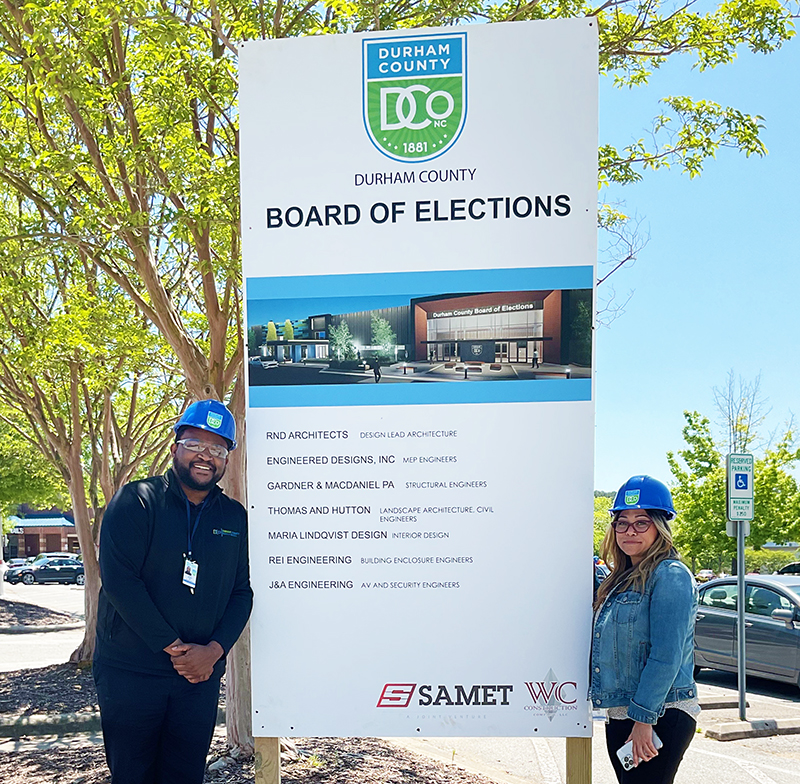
left=0, top=207, right=183, bottom=661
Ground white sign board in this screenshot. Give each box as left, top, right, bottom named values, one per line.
left=240, top=19, right=597, bottom=738
left=727, top=453, right=754, bottom=521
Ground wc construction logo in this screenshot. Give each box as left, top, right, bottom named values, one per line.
left=524, top=669, right=578, bottom=721
left=363, top=31, right=467, bottom=163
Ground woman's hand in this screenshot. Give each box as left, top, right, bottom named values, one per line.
left=627, top=721, right=659, bottom=767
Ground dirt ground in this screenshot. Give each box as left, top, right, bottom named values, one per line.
left=0, top=663, right=96, bottom=715
left=0, top=664, right=499, bottom=784
left=1, top=734, right=502, bottom=784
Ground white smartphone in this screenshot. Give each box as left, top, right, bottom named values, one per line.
left=616, top=731, right=663, bottom=771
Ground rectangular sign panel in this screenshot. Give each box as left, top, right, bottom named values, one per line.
left=241, top=19, right=597, bottom=738
left=727, top=453, right=754, bottom=521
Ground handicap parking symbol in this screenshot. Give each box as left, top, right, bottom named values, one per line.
left=734, top=473, right=749, bottom=490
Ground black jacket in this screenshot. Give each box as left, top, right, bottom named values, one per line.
left=95, top=469, right=253, bottom=676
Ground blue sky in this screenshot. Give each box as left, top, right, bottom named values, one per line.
left=594, top=38, right=799, bottom=491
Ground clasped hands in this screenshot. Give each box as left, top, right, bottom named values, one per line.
left=163, top=638, right=224, bottom=683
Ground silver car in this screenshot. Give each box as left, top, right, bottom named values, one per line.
left=694, top=575, right=800, bottom=690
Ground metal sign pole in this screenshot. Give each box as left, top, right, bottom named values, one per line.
left=726, top=452, right=753, bottom=723
left=736, top=519, right=747, bottom=721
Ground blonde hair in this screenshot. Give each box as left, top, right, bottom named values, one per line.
left=593, top=510, right=679, bottom=609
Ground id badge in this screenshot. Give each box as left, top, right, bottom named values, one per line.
left=182, top=558, right=199, bottom=591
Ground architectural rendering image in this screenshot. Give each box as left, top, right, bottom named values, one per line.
left=247, top=287, right=592, bottom=388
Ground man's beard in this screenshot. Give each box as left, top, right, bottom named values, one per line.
left=173, top=455, right=224, bottom=492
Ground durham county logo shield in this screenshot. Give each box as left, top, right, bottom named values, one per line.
left=624, top=490, right=640, bottom=506
left=207, top=411, right=223, bottom=430
left=363, top=32, right=467, bottom=163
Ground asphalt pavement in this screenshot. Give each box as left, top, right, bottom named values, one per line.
left=2, top=581, right=86, bottom=618
left=0, top=582, right=86, bottom=671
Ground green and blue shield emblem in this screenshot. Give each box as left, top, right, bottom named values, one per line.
left=363, top=32, right=467, bottom=163
left=624, top=490, right=640, bottom=506
left=207, top=411, right=223, bottom=430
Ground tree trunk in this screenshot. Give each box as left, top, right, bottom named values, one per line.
left=226, top=624, right=253, bottom=752
left=70, top=555, right=100, bottom=665
left=220, top=378, right=254, bottom=750
left=66, top=454, right=101, bottom=664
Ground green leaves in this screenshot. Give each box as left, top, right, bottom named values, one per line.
left=600, top=96, right=767, bottom=186
left=668, top=409, right=800, bottom=566
left=0, top=409, right=69, bottom=515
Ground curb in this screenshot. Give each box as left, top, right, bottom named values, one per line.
left=704, top=718, right=800, bottom=741
left=698, top=697, right=749, bottom=710
left=0, top=623, right=85, bottom=635
left=0, top=707, right=227, bottom=738
left=0, top=712, right=101, bottom=737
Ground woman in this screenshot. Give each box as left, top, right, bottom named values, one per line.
left=592, top=475, right=698, bottom=783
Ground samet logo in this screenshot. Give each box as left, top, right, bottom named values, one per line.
left=377, top=683, right=512, bottom=708
left=624, top=489, right=640, bottom=505
left=363, top=32, right=467, bottom=163
left=524, top=669, right=578, bottom=721
left=377, top=683, right=416, bottom=708
left=206, top=411, right=223, bottom=429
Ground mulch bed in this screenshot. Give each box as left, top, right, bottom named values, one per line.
left=0, top=664, right=227, bottom=717
left=0, top=598, right=79, bottom=628
left=0, top=664, right=97, bottom=715
left=1, top=735, right=499, bottom=784
left=0, top=665, right=499, bottom=784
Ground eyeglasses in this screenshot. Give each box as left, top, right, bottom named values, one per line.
left=612, top=519, right=654, bottom=534
left=176, top=438, right=229, bottom=459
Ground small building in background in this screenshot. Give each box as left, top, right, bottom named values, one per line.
left=4, top=513, right=78, bottom=558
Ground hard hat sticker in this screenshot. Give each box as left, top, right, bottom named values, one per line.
left=624, top=490, right=640, bottom=506
left=207, top=412, right=223, bottom=430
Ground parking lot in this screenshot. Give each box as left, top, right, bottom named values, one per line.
left=2, top=581, right=85, bottom=618
left=0, top=582, right=85, bottom=672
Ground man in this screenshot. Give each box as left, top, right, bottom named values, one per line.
left=94, top=399, right=252, bottom=784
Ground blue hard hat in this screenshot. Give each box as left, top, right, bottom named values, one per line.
left=174, top=399, right=237, bottom=450
left=610, top=475, right=676, bottom=521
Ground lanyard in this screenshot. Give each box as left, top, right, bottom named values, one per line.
left=186, top=496, right=209, bottom=560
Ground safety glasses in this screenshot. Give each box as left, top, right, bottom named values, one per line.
left=176, top=438, right=229, bottom=459
left=612, top=519, right=653, bottom=534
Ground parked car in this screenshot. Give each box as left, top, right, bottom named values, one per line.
left=778, top=562, right=800, bottom=575
left=5, top=558, right=27, bottom=568
left=3, top=556, right=85, bottom=586
left=31, top=551, right=74, bottom=564
left=695, top=569, right=716, bottom=583
left=694, top=575, right=800, bottom=689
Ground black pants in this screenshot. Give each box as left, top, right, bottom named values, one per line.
left=94, top=661, right=221, bottom=784
left=605, top=709, right=696, bottom=784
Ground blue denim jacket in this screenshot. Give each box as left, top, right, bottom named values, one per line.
left=591, top=558, right=698, bottom=724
